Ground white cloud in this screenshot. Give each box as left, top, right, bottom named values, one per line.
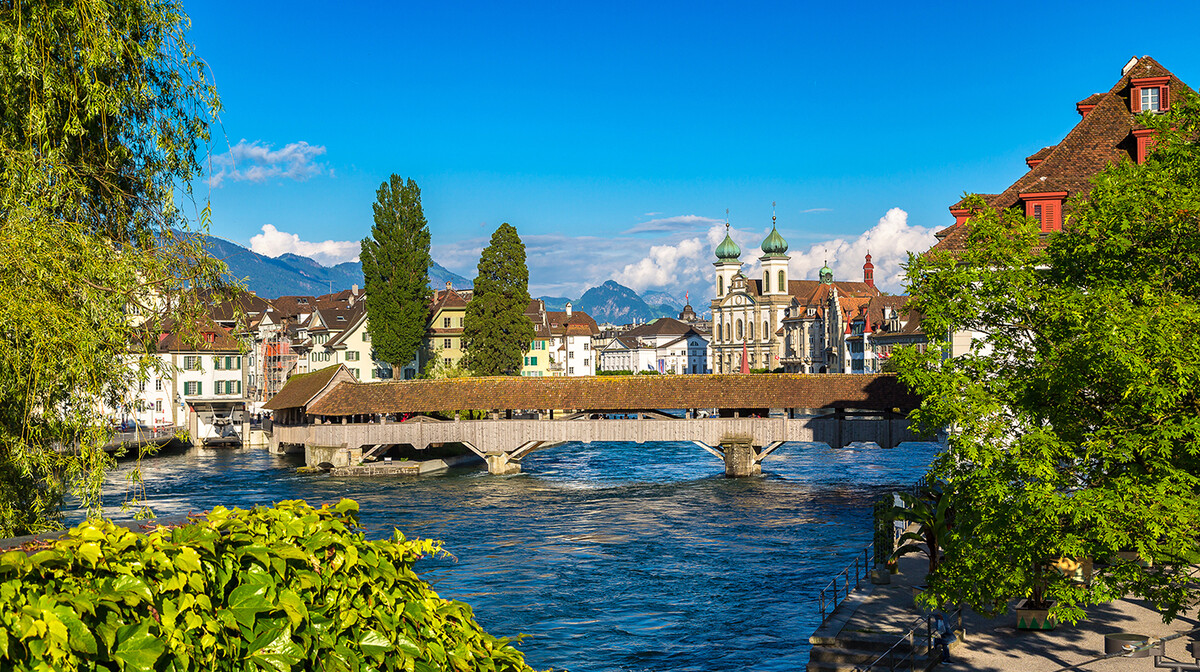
left=787, top=207, right=937, bottom=293
left=208, top=140, right=330, bottom=187
left=249, top=224, right=360, bottom=266
left=428, top=208, right=934, bottom=307
left=623, top=214, right=723, bottom=235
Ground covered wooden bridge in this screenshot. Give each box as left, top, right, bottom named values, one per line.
left=263, top=365, right=925, bottom=477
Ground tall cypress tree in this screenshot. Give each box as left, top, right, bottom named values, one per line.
left=361, top=175, right=432, bottom=371
left=463, top=223, right=535, bottom=376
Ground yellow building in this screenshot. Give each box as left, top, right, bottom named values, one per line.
left=421, top=284, right=470, bottom=374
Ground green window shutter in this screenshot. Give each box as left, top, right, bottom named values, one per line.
left=237, top=380, right=242, bottom=394
left=197, top=381, right=202, bottom=396
left=215, top=357, right=222, bottom=370
left=531, top=356, right=537, bottom=366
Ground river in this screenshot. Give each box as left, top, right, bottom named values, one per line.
left=74, top=440, right=941, bottom=672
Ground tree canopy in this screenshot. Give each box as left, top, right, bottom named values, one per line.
left=361, top=175, right=433, bottom=372
left=0, top=0, right=229, bottom=535
left=462, top=223, right=534, bottom=376
left=896, top=92, right=1200, bottom=623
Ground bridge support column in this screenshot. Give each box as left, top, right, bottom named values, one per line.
left=485, top=452, right=521, bottom=475
left=721, top=440, right=761, bottom=477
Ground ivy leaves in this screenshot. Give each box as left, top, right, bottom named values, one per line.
left=0, top=500, right=538, bottom=671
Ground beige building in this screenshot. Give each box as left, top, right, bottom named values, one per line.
left=710, top=218, right=880, bottom=373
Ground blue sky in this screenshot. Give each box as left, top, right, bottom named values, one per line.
left=186, top=1, right=1200, bottom=300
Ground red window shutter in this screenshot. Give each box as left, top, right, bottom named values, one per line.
left=1131, top=87, right=1140, bottom=112
left=1161, top=86, right=1170, bottom=111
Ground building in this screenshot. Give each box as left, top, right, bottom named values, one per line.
left=598, top=317, right=710, bottom=374
left=710, top=217, right=879, bottom=373
left=420, top=283, right=471, bottom=374
left=521, top=299, right=552, bottom=377
left=780, top=288, right=925, bottom=374
left=928, top=55, right=1192, bottom=355
left=546, top=303, right=600, bottom=376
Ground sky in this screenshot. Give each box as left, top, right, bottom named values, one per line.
left=185, top=1, right=1200, bottom=301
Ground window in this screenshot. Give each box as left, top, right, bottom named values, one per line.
left=139, top=380, right=146, bottom=392
left=215, top=380, right=223, bottom=395
left=778, top=270, right=785, bottom=291
left=749, top=323, right=754, bottom=340
left=363, top=332, right=370, bottom=342
left=1141, top=86, right=1160, bottom=112
left=764, top=321, right=769, bottom=340
left=718, top=276, right=724, bottom=295
left=353, top=368, right=360, bottom=380
left=583, top=358, right=589, bottom=366
left=763, top=272, right=770, bottom=293
left=458, top=317, right=463, bottom=327
left=346, top=351, right=360, bottom=361
left=443, top=358, right=451, bottom=367
left=443, top=317, right=451, bottom=328
left=568, top=350, right=575, bottom=359
left=183, top=356, right=200, bottom=371
left=529, top=356, right=537, bottom=366
left=568, top=366, right=575, bottom=375
left=583, top=342, right=589, bottom=350
left=444, top=338, right=452, bottom=349
left=184, top=381, right=201, bottom=396
left=155, top=379, right=162, bottom=391
left=736, top=320, right=743, bottom=340
left=214, top=356, right=223, bottom=370
left=1033, top=204, right=1042, bottom=224
left=155, top=400, right=162, bottom=412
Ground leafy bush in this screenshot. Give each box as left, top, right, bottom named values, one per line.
left=0, top=500, right=535, bottom=671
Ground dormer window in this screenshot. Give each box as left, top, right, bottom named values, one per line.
left=1140, top=87, right=1160, bottom=112
left=1130, top=77, right=1170, bottom=113
left=1020, top=191, right=1068, bottom=232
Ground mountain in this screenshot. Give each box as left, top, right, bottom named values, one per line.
left=202, top=234, right=471, bottom=298
left=575, top=280, right=677, bottom=324
left=640, top=289, right=684, bottom=314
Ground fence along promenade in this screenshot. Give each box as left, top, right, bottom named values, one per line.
left=263, top=365, right=925, bottom=477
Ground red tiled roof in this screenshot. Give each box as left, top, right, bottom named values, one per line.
left=263, top=365, right=356, bottom=411
left=931, top=56, right=1194, bottom=254
left=306, top=373, right=919, bottom=415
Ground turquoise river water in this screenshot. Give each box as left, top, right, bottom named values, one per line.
left=73, top=440, right=941, bottom=671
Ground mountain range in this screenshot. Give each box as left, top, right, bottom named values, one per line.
left=203, top=234, right=471, bottom=297
left=204, top=234, right=704, bottom=323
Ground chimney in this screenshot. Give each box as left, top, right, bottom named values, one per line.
left=352, top=284, right=359, bottom=294
left=863, top=252, right=875, bottom=288
left=446, top=281, right=452, bottom=291
left=566, top=302, right=572, bottom=317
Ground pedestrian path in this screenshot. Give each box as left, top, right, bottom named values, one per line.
left=809, top=552, right=1200, bottom=671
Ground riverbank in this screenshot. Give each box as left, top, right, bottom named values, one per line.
left=810, top=552, right=1200, bottom=671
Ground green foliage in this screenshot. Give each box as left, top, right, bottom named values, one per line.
left=421, top=349, right=472, bottom=380
left=596, top=370, right=633, bottom=376
left=0, top=0, right=231, bottom=536
left=361, top=175, right=433, bottom=372
left=462, top=224, right=535, bottom=376
left=0, top=499, right=536, bottom=671
left=887, top=484, right=951, bottom=579
left=897, top=91, right=1200, bottom=623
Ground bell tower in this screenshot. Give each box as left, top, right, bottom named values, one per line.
left=759, top=204, right=789, bottom=296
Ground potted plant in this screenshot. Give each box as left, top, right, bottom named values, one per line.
left=1015, top=560, right=1061, bottom=630
left=887, top=483, right=952, bottom=603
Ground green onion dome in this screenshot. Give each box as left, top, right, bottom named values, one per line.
left=761, top=225, right=789, bottom=257
left=715, top=225, right=741, bottom=261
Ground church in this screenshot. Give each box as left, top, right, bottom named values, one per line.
left=708, top=216, right=889, bottom=373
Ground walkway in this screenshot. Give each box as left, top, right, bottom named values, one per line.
left=810, top=553, right=1200, bottom=671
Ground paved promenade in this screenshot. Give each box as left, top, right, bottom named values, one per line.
left=811, top=552, right=1200, bottom=671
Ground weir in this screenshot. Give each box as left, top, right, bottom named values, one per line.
left=263, top=365, right=925, bottom=477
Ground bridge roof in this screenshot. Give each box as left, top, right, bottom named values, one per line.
left=262, top=365, right=353, bottom=411
left=302, top=373, right=918, bottom=415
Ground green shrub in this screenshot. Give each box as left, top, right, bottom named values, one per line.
left=0, top=500, right=535, bottom=671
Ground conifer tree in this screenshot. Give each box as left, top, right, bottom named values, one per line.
left=463, top=223, right=535, bottom=375
left=361, top=175, right=433, bottom=371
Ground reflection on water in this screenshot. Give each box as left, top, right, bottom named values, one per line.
left=72, top=440, right=941, bottom=672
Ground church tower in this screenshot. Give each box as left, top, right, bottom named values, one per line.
left=713, top=220, right=742, bottom=298
left=759, top=207, right=789, bottom=296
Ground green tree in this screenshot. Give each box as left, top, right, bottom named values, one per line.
left=463, top=223, right=535, bottom=376
left=361, top=175, right=433, bottom=371
left=897, top=92, right=1200, bottom=623
left=0, top=0, right=228, bottom=536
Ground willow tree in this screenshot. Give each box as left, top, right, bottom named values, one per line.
left=897, top=92, right=1200, bottom=623
left=0, top=0, right=228, bottom=535
left=462, top=223, right=534, bottom=376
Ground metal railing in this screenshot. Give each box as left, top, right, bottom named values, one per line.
left=819, top=545, right=873, bottom=622
left=858, top=607, right=962, bottom=672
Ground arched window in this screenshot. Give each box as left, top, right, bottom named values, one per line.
left=778, top=270, right=785, bottom=291
left=749, top=322, right=754, bottom=340
left=764, top=321, right=770, bottom=341
left=736, top=319, right=743, bottom=341
left=763, top=272, right=770, bottom=293
left=718, top=276, right=724, bottom=296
